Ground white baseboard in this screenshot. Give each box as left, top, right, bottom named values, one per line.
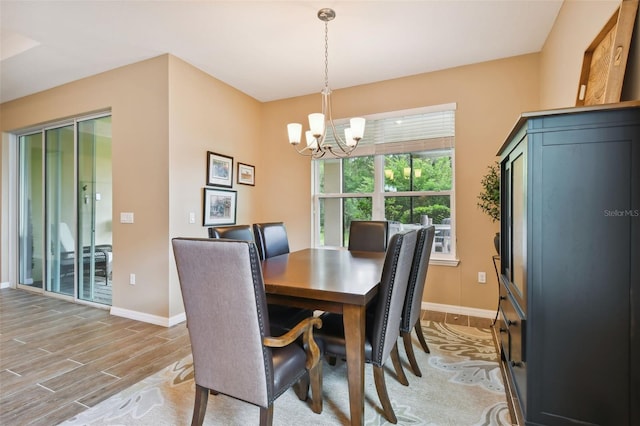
left=111, top=302, right=496, bottom=327
left=110, top=306, right=186, bottom=327
left=0, top=282, right=10, bottom=289
left=422, top=301, right=497, bottom=319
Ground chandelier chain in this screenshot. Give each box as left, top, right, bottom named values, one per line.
left=324, top=21, right=329, bottom=90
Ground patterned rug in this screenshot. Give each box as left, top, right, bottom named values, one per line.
left=60, top=321, right=511, bottom=425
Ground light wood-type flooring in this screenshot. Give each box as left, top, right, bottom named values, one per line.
left=0, top=288, right=191, bottom=425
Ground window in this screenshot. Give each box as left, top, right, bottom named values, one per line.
left=312, top=104, right=456, bottom=263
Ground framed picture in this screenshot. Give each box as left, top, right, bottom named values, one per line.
left=206, top=151, right=233, bottom=188
left=237, top=162, right=255, bottom=186
left=575, top=0, right=638, bottom=106
left=203, top=188, right=237, bottom=226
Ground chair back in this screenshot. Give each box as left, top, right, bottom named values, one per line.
left=348, top=220, right=389, bottom=252
left=401, top=226, right=436, bottom=333
left=369, top=229, right=417, bottom=365
left=172, top=238, right=273, bottom=407
left=208, top=224, right=254, bottom=241
left=252, top=222, right=290, bottom=260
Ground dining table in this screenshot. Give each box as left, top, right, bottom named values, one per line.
left=261, top=247, right=386, bottom=426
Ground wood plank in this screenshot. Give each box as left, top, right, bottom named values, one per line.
left=0, top=288, right=191, bottom=425
left=26, top=402, right=88, bottom=426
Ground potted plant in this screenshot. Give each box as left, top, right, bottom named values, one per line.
left=477, top=162, right=500, bottom=254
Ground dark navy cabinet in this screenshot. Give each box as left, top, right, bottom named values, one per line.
left=497, top=102, right=640, bottom=426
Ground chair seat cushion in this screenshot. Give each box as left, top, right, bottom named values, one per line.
left=315, top=312, right=374, bottom=362
left=271, top=344, right=307, bottom=397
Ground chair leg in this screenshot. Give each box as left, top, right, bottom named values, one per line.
left=414, top=321, right=430, bottom=353
left=191, top=384, right=209, bottom=426
left=373, top=365, right=397, bottom=424
left=293, top=373, right=310, bottom=401
left=402, top=331, right=422, bottom=377
left=309, top=360, right=323, bottom=414
left=390, top=342, right=409, bottom=386
left=259, top=405, right=274, bottom=426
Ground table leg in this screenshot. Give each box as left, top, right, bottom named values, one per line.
left=343, top=304, right=366, bottom=426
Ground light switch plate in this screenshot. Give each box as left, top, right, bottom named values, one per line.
left=120, top=212, right=134, bottom=223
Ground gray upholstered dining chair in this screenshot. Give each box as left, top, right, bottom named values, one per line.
left=208, top=224, right=254, bottom=241
left=347, top=220, right=389, bottom=252
left=252, top=222, right=290, bottom=260
left=172, top=237, right=323, bottom=426
left=315, top=229, right=417, bottom=424
left=400, top=225, right=435, bottom=377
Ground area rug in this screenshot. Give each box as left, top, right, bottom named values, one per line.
left=61, top=321, right=511, bottom=425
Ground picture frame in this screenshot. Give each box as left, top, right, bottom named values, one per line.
left=237, top=162, right=255, bottom=186
left=206, top=151, right=233, bottom=188
left=575, top=0, right=638, bottom=106
left=203, top=188, right=237, bottom=226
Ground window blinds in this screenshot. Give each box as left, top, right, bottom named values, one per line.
left=319, top=103, right=456, bottom=157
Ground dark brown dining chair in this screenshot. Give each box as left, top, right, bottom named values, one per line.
left=347, top=220, right=389, bottom=252
left=208, top=224, right=254, bottom=241
left=315, top=229, right=417, bottom=424
left=172, top=238, right=323, bottom=426
left=400, top=225, right=435, bottom=377
left=252, top=222, right=290, bottom=260
left=251, top=222, right=314, bottom=332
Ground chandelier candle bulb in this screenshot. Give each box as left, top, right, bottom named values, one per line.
left=344, top=128, right=356, bottom=147
left=287, top=123, right=302, bottom=145
left=350, top=117, right=366, bottom=139
left=308, top=113, right=325, bottom=137
left=305, top=131, right=318, bottom=149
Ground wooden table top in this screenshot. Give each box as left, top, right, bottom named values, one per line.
left=261, top=248, right=386, bottom=306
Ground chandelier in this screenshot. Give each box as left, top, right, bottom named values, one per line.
left=287, top=8, right=365, bottom=159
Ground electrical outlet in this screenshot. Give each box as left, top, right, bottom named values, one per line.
left=129, top=273, right=136, bottom=285
left=478, top=272, right=486, bottom=283
left=189, top=212, right=196, bottom=224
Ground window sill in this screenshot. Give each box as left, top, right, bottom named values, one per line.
left=430, top=258, right=459, bottom=267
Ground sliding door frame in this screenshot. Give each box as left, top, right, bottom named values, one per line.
left=13, top=111, right=112, bottom=308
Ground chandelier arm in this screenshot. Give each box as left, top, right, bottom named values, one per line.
left=291, top=142, right=329, bottom=159
left=292, top=144, right=317, bottom=156
left=325, top=145, right=357, bottom=158
left=321, top=88, right=349, bottom=150
left=328, top=123, right=351, bottom=153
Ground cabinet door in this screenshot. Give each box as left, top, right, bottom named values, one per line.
left=510, top=149, right=527, bottom=306
left=501, top=138, right=527, bottom=312
left=528, top=122, right=636, bottom=425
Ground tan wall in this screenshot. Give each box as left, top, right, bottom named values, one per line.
left=0, top=54, right=264, bottom=321
left=0, top=55, right=171, bottom=317
left=540, top=0, right=637, bottom=109
left=167, top=56, right=262, bottom=317
left=261, top=54, right=540, bottom=311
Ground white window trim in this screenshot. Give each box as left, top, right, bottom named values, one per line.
left=311, top=104, right=459, bottom=264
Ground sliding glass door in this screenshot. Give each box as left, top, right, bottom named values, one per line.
left=45, top=124, right=75, bottom=296
left=77, top=116, right=112, bottom=304
left=17, top=114, right=112, bottom=305
left=18, top=133, right=44, bottom=289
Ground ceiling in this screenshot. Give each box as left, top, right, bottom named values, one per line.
left=0, top=0, right=564, bottom=104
